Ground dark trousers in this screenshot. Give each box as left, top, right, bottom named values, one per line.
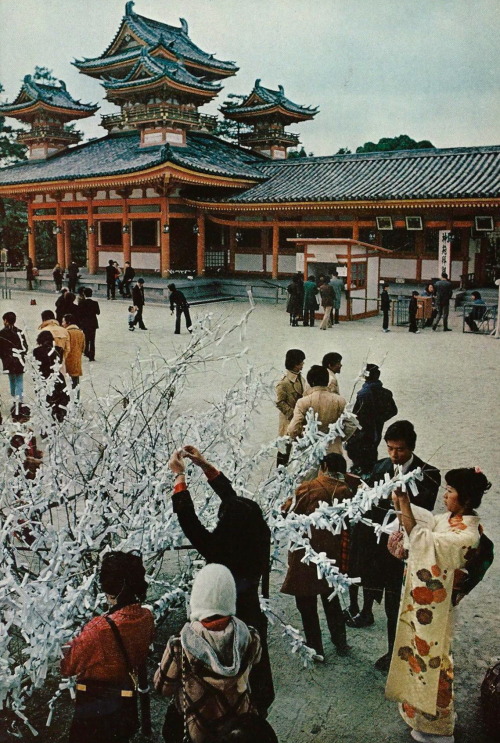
left=123, top=280, right=132, bottom=298
left=295, top=593, right=346, bottom=655
left=68, top=279, right=77, bottom=293
left=465, top=314, right=479, bottom=332
left=334, top=308, right=340, bottom=324
left=174, top=306, right=192, bottom=334
left=84, top=328, right=96, bottom=361
left=303, top=309, right=315, bottom=326
left=107, top=281, right=115, bottom=299
left=433, top=303, right=450, bottom=329
left=409, top=313, right=418, bottom=332
left=382, top=309, right=389, bottom=330
left=133, top=306, right=146, bottom=329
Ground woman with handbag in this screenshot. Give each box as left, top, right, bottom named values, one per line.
left=154, top=563, right=263, bottom=743
left=61, top=551, right=154, bottom=743
left=385, top=468, right=491, bottom=742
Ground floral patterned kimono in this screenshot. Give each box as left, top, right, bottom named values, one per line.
left=385, top=507, right=481, bottom=738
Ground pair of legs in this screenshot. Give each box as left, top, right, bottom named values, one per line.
left=295, top=593, right=347, bottom=656
left=333, top=307, right=340, bottom=324
left=122, top=280, right=132, bottom=298
left=465, top=314, right=479, bottom=332
left=84, top=328, right=96, bottom=361
left=174, top=306, right=192, bottom=334
left=9, top=373, right=24, bottom=401
left=433, top=303, right=450, bottom=330
left=409, top=314, right=418, bottom=332
left=133, top=307, right=147, bottom=330
left=348, top=586, right=400, bottom=655
left=303, top=309, right=315, bottom=327
left=107, top=281, right=116, bottom=300
left=382, top=309, right=390, bottom=330
left=289, top=313, right=299, bottom=326
left=319, top=306, right=333, bottom=330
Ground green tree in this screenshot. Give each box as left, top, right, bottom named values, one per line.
left=336, top=147, right=351, bottom=155
left=33, top=66, right=59, bottom=85
left=356, top=134, right=434, bottom=153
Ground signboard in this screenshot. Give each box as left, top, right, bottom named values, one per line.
left=438, top=230, right=452, bottom=276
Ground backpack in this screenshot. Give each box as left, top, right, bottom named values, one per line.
left=373, top=386, right=398, bottom=423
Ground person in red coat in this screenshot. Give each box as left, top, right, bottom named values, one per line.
left=61, top=551, right=154, bottom=743
left=281, top=453, right=359, bottom=661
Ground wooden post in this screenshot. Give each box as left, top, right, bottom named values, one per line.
left=88, top=223, right=97, bottom=274
left=271, top=223, right=279, bottom=279
left=27, top=203, right=36, bottom=264
left=229, top=227, right=236, bottom=272
left=160, top=197, right=170, bottom=277
left=196, top=213, right=205, bottom=276
left=56, top=202, right=64, bottom=268
left=415, top=232, right=424, bottom=281
left=261, top=228, right=269, bottom=272
left=352, top=221, right=359, bottom=241
left=123, top=206, right=131, bottom=265
left=63, top=221, right=71, bottom=267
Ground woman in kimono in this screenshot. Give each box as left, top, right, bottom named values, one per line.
left=385, top=467, right=491, bottom=742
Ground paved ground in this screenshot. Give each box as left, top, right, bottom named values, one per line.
left=0, top=288, right=498, bottom=742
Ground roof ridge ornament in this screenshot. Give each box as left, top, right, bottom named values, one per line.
left=125, top=1, right=135, bottom=16
left=278, top=84, right=285, bottom=97
left=179, top=18, right=189, bottom=35
left=160, top=142, right=173, bottom=159
left=58, top=79, right=67, bottom=91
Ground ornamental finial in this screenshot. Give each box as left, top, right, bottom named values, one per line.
left=180, top=18, right=188, bottom=35
left=125, top=1, right=135, bottom=16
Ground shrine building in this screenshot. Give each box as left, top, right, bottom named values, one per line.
left=0, top=1, right=499, bottom=286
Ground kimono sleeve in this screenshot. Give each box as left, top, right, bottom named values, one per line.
left=408, top=516, right=480, bottom=572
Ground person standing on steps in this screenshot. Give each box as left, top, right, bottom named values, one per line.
left=122, top=262, right=135, bottom=298
left=433, top=272, right=453, bottom=331
left=106, top=260, right=117, bottom=300
left=381, top=283, right=391, bottom=332
left=132, top=278, right=147, bottom=330
left=67, top=261, right=80, bottom=294
left=168, top=283, right=192, bottom=334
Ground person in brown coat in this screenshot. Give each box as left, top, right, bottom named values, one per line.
left=287, top=365, right=355, bottom=455
left=62, top=314, right=85, bottom=389
left=38, top=310, right=71, bottom=364
left=281, top=453, right=359, bottom=660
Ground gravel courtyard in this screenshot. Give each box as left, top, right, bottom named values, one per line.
left=0, top=289, right=498, bottom=743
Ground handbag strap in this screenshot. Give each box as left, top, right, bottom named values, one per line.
left=105, top=615, right=137, bottom=690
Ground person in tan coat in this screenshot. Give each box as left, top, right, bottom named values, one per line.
left=62, top=314, right=85, bottom=389
left=38, top=310, right=70, bottom=364
left=281, top=453, right=359, bottom=659
left=275, top=349, right=305, bottom=466
left=287, top=365, right=352, bottom=455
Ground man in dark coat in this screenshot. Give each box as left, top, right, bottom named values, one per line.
left=168, top=283, right=192, bottom=334
left=380, top=283, right=391, bottom=332
left=346, top=363, right=397, bottom=477
left=347, top=420, right=441, bottom=672
left=302, top=276, right=317, bottom=327
left=168, top=445, right=274, bottom=717
left=78, top=288, right=100, bottom=361
left=122, top=261, right=135, bottom=298
left=67, top=261, right=79, bottom=293
left=433, top=271, right=453, bottom=331
left=132, top=278, right=147, bottom=329
left=0, top=311, right=28, bottom=405
left=105, top=259, right=117, bottom=300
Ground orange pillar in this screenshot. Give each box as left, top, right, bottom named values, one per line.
left=63, top=221, right=71, bottom=267
left=123, top=207, right=131, bottom=265
left=229, top=227, right=236, bottom=272
left=88, top=224, right=97, bottom=274
left=55, top=202, right=64, bottom=268
left=27, top=204, right=36, bottom=263
left=271, top=223, right=279, bottom=279
left=352, top=221, right=359, bottom=241
left=261, top=228, right=269, bottom=272
left=160, top=198, right=170, bottom=277
left=196, top=213, right=205, bottom=276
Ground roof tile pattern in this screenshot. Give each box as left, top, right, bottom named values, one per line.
left=103, top=51, right=221, bottom=93
left=0, top=76, right=97, bottom=116
left=222, top=80, right=317, bottom=117
left=0, top=131, right=266, bottom=187
left=226, top=146, right=500, bottom=203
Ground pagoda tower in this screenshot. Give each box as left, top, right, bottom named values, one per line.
left=0, top=75, right=98, bottom=159
left=74, top=1, right=238, bottom=147
left=221, top=79, right=318, bottom=159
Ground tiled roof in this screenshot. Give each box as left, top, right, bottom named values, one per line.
left=0, top=131, right=266, bottom=187
left=226, top=146, right=500, bottom=203
left=75, top=2, right=237, bottom=76
left=0, top=76, right=97, bottom=116
left=103, top=50, right=221, bottom=93
left=222, top=79, right=318, bottom=118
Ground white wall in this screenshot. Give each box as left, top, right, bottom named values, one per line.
left=380, top=258, right=417, bottom=279
left=265, top=254, right=297, bottom=274
left=98, top=251, right=123, bottom=267
left=235, top=253, right=263, bottom=272
left=131, top=252, right=161, bottom=270
left=366, top=255, right=379, bottom=312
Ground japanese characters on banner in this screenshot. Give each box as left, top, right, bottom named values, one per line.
left=438, top=230, right=452, bottom=276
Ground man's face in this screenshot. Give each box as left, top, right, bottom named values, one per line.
left=330, top=361, right=342, bottom=374
left=292, top=360, right=304, bottom=373
left=386, top=439, right=413, bottom=466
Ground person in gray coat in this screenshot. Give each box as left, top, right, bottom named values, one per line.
left=432, top=272, right=453, bottom=331
left=330, top=271, right=344, bottom=324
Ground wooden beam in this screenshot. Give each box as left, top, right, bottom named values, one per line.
left=160, top=196, right=170, bottom=277
left=272, top=223, right=279, bottom=279
left=196, top=213, right=206, bottom=276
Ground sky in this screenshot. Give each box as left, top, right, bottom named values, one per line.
left=0, top=0, right=499, bottom=155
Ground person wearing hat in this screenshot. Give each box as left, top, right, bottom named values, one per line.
left=132, top=279, right=147, bottom=330
left=167, top=446, right=275, bottom=717
left=154, top=563, right=262, bottom=743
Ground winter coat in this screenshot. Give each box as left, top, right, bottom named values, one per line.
left=0, top=326, right=28, bottom=374
left=380, top=289, right=391, bottom=311
left=132, top=284, right=145, bottom=309
left=275, top=370, right=304, bottom=435
left=169, top=288, right=189, bottom=311
left=281, top=471, right=359, bottom=596
left=434, top=278, right=453, bottom=307
left=351, top=379, right=387, bottom=448
left=287, top=386, right=353, bottom=454
left=329, top=276, right=344, bottom=309
left=302, top=280, right=318, bottom=311
left=319, top=282, right=334, bottom=308
left=65, top=325, right=85, bottom=377
left=286, top=282, right=303, bottom=315
left=38, top=319, right=70, bottom=360
left=78, top=298, right=100, bottom=330
left=154, top=617, right=261, bottom=743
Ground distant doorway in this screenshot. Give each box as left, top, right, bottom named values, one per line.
left=169, top=219, right=197, bottom=272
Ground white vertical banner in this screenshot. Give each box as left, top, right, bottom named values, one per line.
left=438, top=230, right=452, bottom=276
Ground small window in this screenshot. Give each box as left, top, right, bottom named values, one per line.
left=350, top=262, right=367, bottom=290
left=406, top=216, right=423, bottom=230
left=475, top=216, right=494, bottom=232
left=376, top=216, right=393, bottom=230
left=131, top=219, right=159, bottom=247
